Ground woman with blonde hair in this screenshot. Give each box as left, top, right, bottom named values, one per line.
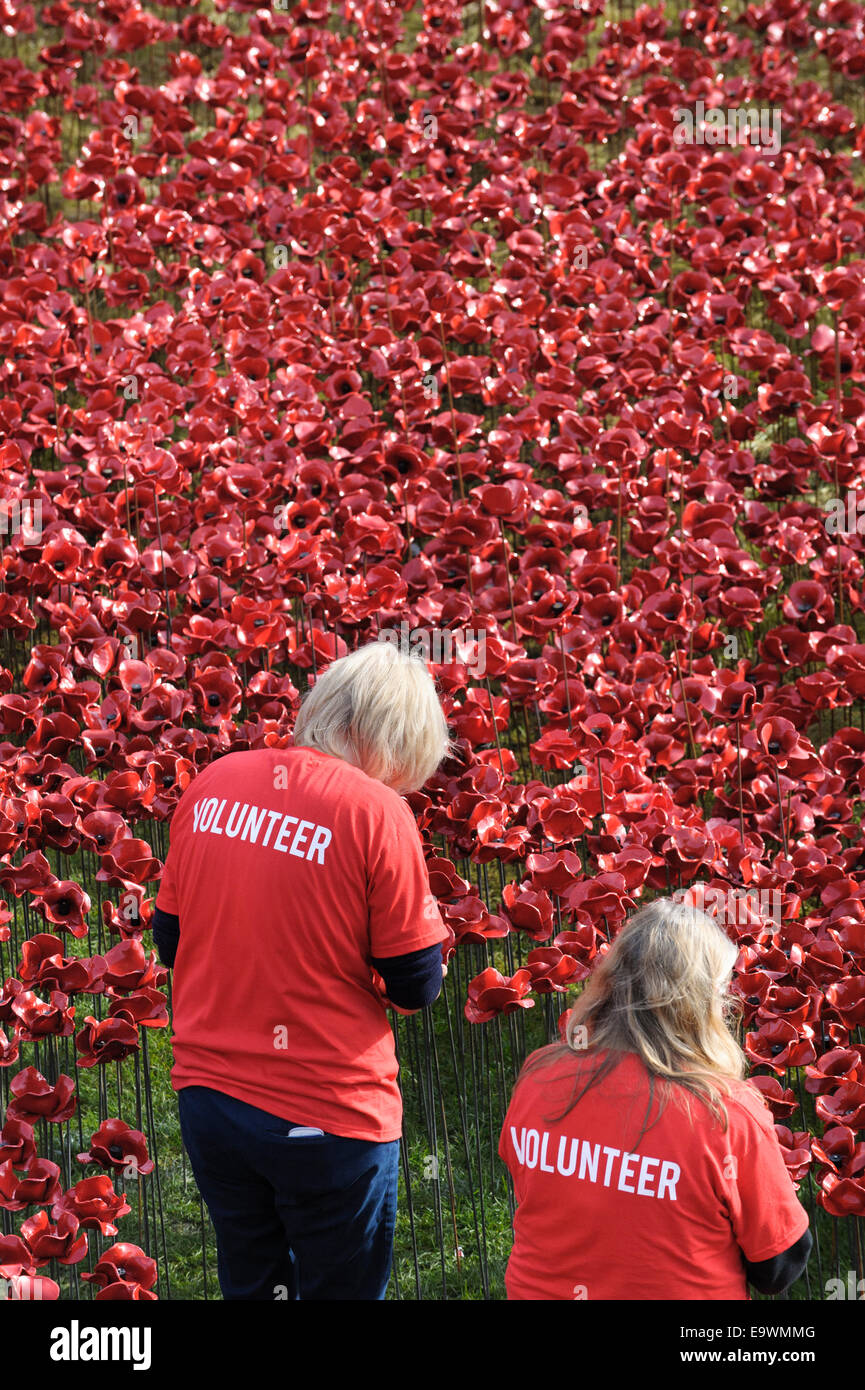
left=499, top=896, right=811, bottom=1299
left=152, top=639, right=452, bottom=1300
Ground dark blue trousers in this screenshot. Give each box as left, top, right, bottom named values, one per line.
left=177, top=1085, right=400, bottom=1301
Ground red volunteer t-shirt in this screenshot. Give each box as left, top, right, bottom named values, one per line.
left=155, top=745, right=449, bottom=1142
left=499, top=1045, right=809, bottom=1300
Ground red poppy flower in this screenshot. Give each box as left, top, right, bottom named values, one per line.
left=0, top=1159, right=62, bottom=1212
left=29, top=880, right=91, bottom=937
left=744, top=1019, right=817, bottom=1072
left=464, top=967, right=535, bottom=1024
left=94, top=1279, right=158, bottom=1300
left=773, top=1126, right=813, bottom=1184
left=524, top=946, right=587, bottom=991
left=811, top=1125, right=865, bottom=1178
left=501, top=883, right=554, bottom=942
left=6, top=1067, right=76, bottom=1124
left=719, top=681, right=757, bottom=722
left=561, top=874, right=635, bottom=927
left=100, top=939, right=162, bottom=994
left=805, top=1047, right=865, bottom=1095
left=816, top=1082, right=865, bottom=1131
left=748, top=1075, right=800, bottom=1120
left=78, top=1119, right=154, bottom=1176
left=19, top=1210, right=88, bottom=1266
left=819, top=1172, right=865, bottom=1217
left=75, top=1013, right=140, bottom=1068
left=529, top=793, right=592, bottom=844
left=18, top=936, right=105, bottom=995
left=81, top=1242, right=158, bottom=1291
left=107, top=988, right=168, bottom=1028
left=0, top=1119, right=38, bottom=1170
left=0, top=1232, right=32, bottom=1275
left=52, top=1177, right=131, bottom=1237
left=96, top=837, right=161, bottom=887
left=525, top=850, right=584, bottom=896
left=10, top=988, right=75, bottom=1042
left=826, top=977, right=865, bottom=1029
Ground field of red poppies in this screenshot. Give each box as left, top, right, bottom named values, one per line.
left=1, top=0, right=865, bottom=1300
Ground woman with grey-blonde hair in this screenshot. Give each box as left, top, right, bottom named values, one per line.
left=499, top=896, right=812, bottom=1300
left=292, top=637, right=451, bottom=792
left=152, top=639, right=452, bottom=1300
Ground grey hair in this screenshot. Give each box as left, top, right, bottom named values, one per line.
left=292, top=639, right=453, bottom=793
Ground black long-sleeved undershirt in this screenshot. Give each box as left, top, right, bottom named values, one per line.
left=151, top=905, right=443, bottom=1010
left=744, top=1225, right=812, bottom=1296
left=151, top=905, right=180, bottom=969
left=369, top=942, right=444, bottom=1009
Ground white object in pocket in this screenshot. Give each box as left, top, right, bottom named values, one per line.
left=287, top=1126, right=325, bottom=1138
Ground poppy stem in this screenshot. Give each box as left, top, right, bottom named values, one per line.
left=735, top=721, right=746, bottom=847
left=832, top=309, right=845, bottom=626
left=438, top=323, right=466, bottom=502
left=771, top=760, right=790, bottom=858
left=122, top=452, right=133, bottom=539
left=151, top=484, right=173, bottom=643
left=673, top=645, right=698, bottom=760
left=401, top=496, right=412, bottom=561
left=375, top=246, right=415, bottom=560
left=616, top=471, right=623, bottom=585
left=485, top=677, right=506, bottom=778
left=464, top=547, right=475, bottom=599
left=498, top=518, right=518, bottom=634
left=556, top=628, right=574, bottom=734
left=304, top=72, right=316, bottom=191
left=321, top=242, right=338, bottom=339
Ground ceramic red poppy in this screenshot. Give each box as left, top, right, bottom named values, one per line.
left=51, top=1177, right=132, bottom=1238
left=78, top=1119, right=154, bottom=1176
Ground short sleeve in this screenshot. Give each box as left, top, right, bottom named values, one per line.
left=367, top=795, right=449, bottom=959
left=153, top=770, right=207, bottom=915
left=155, top=837, right=179, bottom=914
left=498, top=1106, right=513, bottom=1167
left=155, top=839, right=179, bottom=917
left=498, top=1060, right=537, bottom=1175
left=724, top=1091, right=810, bottom=1263
left=498, top=1093, right=526, bottom=1201
left=154, top=782, right=197, bottom=916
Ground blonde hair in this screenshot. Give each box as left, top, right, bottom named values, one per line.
left=525, top=896, right=745, bottom=1133
left=292, top=639, right=452, bottom=793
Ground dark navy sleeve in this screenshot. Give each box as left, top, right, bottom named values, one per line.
left=371, top=941, right=443, bottom=1010
left=743, top=1226, right=812, bottom=1295
left=152, top=905, right=180, bottom=969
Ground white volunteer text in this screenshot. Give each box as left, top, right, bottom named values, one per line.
left=510, top=1126, right=680, bottom=1199
left=191, top=797, right=332, bottom=864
